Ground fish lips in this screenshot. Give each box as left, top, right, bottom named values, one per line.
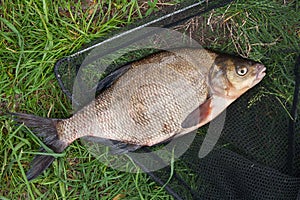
left=252, top=63, right=266, bottom=86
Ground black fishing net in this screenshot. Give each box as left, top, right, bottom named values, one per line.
left=54, top=0, right=300, bottom=199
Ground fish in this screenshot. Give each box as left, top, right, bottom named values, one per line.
left=11, top=48, right=266, bottom=180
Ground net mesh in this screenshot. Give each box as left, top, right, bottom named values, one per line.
left=54, top=0, right=300, bottom=199
left=167, top=90, right=300, bottom=199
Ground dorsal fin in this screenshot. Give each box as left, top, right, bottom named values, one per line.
left=96, top=65, right=131, bottom=93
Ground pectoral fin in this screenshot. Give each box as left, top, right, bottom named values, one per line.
left=181, top=95, right=237, bottom=158
left=181, top=98, right=212, bottom=129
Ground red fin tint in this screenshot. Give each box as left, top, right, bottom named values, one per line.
left=181, top=98, right=212, bottom=129
left=199, top=98, right=212, bottom=124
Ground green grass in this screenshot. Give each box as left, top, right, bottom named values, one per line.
left=0, top=0, right=299, bottom=199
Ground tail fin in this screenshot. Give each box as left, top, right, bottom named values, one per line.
left=11, top=113, right=68, bottom=181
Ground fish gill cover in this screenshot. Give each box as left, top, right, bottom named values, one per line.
left=52, top=0, right=300, bottom=199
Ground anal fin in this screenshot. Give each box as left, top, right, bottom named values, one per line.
left=82, top=136, right=141, bottom=155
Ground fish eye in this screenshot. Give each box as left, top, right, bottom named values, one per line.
left=236, top=66, right=248, bottom=76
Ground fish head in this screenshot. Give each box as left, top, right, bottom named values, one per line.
left=209, top=54, right=266, bottom=99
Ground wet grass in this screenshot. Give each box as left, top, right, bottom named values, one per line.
left=0, top=0, right=299, bottom=199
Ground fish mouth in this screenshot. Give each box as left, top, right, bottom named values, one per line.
left=252, top=63, right=266, bottom=86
